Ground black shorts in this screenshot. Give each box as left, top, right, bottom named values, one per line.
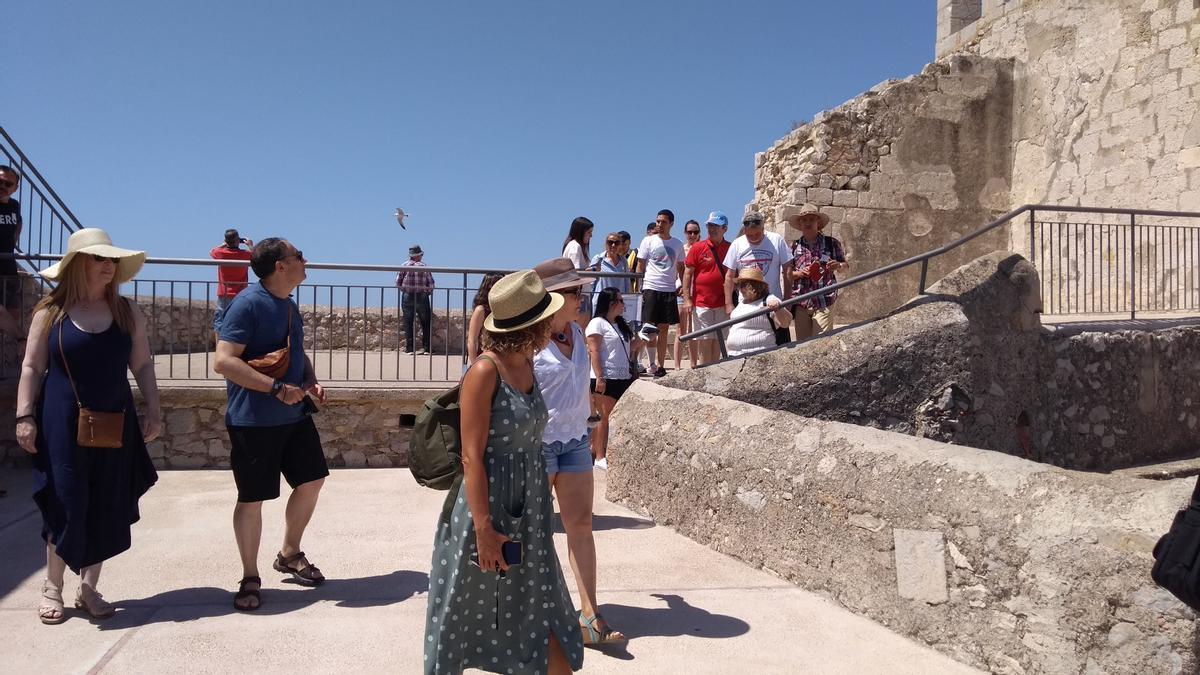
left=591, top=377, right=636, bottom=401
left=641, top=289, right=679, bottom=326
left=228, top=416, right=329, bottom=503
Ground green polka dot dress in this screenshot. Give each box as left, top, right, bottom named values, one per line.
left=424, top=371, right=584, bottom=674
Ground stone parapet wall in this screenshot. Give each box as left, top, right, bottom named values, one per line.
left=0, top=385, right=437, bottom=470
left=132, top=297, right=467, bottom=356
left=607, top=380, right=1197, bottom=674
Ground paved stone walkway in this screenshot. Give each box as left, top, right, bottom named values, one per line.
left=0, top=469, right=979, bottom=674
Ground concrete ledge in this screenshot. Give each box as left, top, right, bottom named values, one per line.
left=607, top=379, right=1198, bottom=673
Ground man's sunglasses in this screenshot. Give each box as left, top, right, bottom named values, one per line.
left=91, top=254, right=121, bottom=264
left=606, top=240, right=620, bottom=246
left=0, top=179, right=16, bottom=189
left=284, top=250, right=305, bottom=262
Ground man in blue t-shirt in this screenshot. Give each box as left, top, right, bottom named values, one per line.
left=214, top=237, right=329, bottom=611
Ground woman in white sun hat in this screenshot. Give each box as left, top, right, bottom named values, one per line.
left=15, top=228, right=162, bottom=625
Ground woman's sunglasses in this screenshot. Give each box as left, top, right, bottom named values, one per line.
left=557, top=287, right=582, bottom=297
left=684, top=230, right=701, bottom=235
left=606, top=240, right=620, bottom=246
left=91, top=254, right=121, bottom=264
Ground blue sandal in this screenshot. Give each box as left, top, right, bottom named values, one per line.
left=579, top=611, right=627, bottom=646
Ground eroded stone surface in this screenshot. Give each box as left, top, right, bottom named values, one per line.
left=607, top=380, right=1198, bottom=674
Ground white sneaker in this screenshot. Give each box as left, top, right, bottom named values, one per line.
left=594, top=458, right=608, bottom=470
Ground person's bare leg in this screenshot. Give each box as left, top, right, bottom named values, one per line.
left=233, top=501, right=263, bottom=609
left=552, top=471, right=597, bottom=615
left=547, top=630, right=571, bottom=675
left=281, top=477, right=324, bottom=557
left=593, top=395, right=615, bottom=460
left=80, top=562, right=103, bottom=589
left=655, top=323, right=669, bottom=368
left=45, top=544, right=67, bottom=589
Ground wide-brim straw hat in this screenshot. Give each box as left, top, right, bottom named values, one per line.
left=785, top=203, right=831, bottom=230
left=483, top=270, right=565, bottom=333
left=734, top=267, right=770, bottom=291
left=40, top=228, right=146, bottom=283
left=533, top=257, right=592, bottom=290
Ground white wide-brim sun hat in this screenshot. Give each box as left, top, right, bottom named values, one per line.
left=483, top=270, right=565, bottom=333
left=39, top=228, right=146, bottom=284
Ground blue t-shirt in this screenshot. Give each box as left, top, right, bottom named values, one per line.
left=219, top=283, right=307, bottom=427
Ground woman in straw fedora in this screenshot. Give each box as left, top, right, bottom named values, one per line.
left=15, top=228, right=162, bottom=624
left=725, top=267, right=791, bottom=357
left=424, top=270, right=584, bottom=674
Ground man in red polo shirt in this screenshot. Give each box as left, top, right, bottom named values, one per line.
left=211, top=228, right=254, bottom=339
left=682, top=211, right=731, bottom=365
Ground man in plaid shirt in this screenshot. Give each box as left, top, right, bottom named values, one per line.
left=787, top=204, right=848, bottom=339
left=396, top=244, right=435, bottom=354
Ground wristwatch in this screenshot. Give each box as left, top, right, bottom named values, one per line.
left=270, top=379, right=284, bottom=397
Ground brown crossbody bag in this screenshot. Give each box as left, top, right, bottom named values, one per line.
left=244, top=304, right=292, bottom=379
left=59, top=320, right=126, bottom=449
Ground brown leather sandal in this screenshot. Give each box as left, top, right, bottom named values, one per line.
left=234, top=575, right=261, bottom=611
left=273, top=551, right=325, bottom=586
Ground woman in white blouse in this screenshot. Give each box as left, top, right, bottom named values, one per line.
left=726, top=268, right=792, bottom=357
left=561, top=217, right=594, bottom=330
left=585, top=287, right=639, bottom=470
left=533, top=258, right=626, bottom=647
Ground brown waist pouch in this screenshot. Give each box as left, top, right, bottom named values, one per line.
left=244, top=304, right=292, bottom=380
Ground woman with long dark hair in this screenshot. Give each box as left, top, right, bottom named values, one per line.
left=562, top=217, right=595, bottom=329
left=15, top=228, right=161, bottom=624
left=466, top=272, right=504, bottom=365
left=586, top=287, right=639, bottom=469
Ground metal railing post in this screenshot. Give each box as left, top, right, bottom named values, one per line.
left=716, top=329, right=728, bottom=359
left=1130, top=213, right=1137, bottom=320
left=918, top=259, right=929, bottom=294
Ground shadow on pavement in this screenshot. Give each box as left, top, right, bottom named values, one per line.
left=0, top=470, right=47, bottom=604
left=97, top=569, right=429, bottom=630
left=601, top=593, right=750, bottom=639
left=553, top=514, right=655, bottom=534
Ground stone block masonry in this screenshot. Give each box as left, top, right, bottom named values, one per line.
left=0, top=385, right=437, bottom=470
left=607, top=380, right=1198, bottom=674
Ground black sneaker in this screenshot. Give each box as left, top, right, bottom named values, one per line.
left=653, top=367, right=667, bottom=378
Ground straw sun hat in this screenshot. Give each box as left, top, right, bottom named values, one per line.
left=735, top=267, right=770, bottom=293
left=483, top=270, right=565, bottom=333
left=39, top=228, right=146, bottom=283
left=785, top=203, right=831, bottom=230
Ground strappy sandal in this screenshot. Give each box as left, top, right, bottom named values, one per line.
left=74, top=583, right=116, bottom=619
left=38, top=580, right=66, bottom=625
left=579, top=610, right=627, bottom=647
left=273, top=551, right=325, bottom=586
left=234, top=575, right=261, bottom=611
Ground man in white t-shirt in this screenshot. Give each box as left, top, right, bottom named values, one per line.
left=636, top=209, right=685, bottom=377
left=723, top=211, right=793, bottom=345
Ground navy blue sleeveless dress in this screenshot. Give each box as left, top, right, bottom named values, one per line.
left=31, top=316, right=157, bottom=573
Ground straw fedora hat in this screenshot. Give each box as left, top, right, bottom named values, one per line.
left=533, top=257, right=592, bottom=291
left=734, top=267, right=770, bottom=291
left=40, top=228, right=146, bottom=283
left=785, top=203, right=831, bottom=230
left=484, top=270, right=565, bottom=333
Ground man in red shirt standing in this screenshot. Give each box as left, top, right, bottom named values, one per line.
left=211, top=228, right=254, bottom=339
left=682, top=211, right=731, bottom=365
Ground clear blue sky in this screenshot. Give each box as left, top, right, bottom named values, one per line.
left=7, top=1, right=933, bottom=282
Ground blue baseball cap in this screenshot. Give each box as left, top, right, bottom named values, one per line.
left=705, top=210, right=729, bottom=227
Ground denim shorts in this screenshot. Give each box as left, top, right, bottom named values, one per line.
left=542, top=433, right=592, bottom=475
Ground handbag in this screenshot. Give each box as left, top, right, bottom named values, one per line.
left=1151, top=477, right=1200, bottom=611
left=245, top=304, right=291, bottom=379
left=58, top=320, right=126, bottom=449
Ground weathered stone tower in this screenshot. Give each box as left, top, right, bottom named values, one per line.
left=754, top=0, right=1200, bottom=322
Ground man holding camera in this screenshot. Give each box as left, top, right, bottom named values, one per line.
left=210, top=228, right=253, bottom=338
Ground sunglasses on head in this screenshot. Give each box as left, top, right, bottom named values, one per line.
left=91, top=254, right=121, bottom=264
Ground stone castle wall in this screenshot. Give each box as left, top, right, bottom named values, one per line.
left=753, top=0, right=1200, bottom=322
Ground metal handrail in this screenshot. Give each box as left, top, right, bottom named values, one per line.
left=680, top=204, right=1200, bottom=357
left=0, top=127, right=85, bottom=233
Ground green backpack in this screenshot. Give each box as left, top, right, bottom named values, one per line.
left=408, top=357, right=501, bottom=494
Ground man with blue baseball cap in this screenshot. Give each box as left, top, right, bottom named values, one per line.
left=682, top=210, right=732, bottom=365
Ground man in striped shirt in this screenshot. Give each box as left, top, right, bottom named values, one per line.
left=396, top=244, right=435, bottom=354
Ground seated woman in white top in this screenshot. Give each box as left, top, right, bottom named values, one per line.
left=726, top=267, right=792, bottom=357
left=585, top=287, right=640, bottom=469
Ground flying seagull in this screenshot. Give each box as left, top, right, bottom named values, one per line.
left=394, top=208, right=408, bottom=230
